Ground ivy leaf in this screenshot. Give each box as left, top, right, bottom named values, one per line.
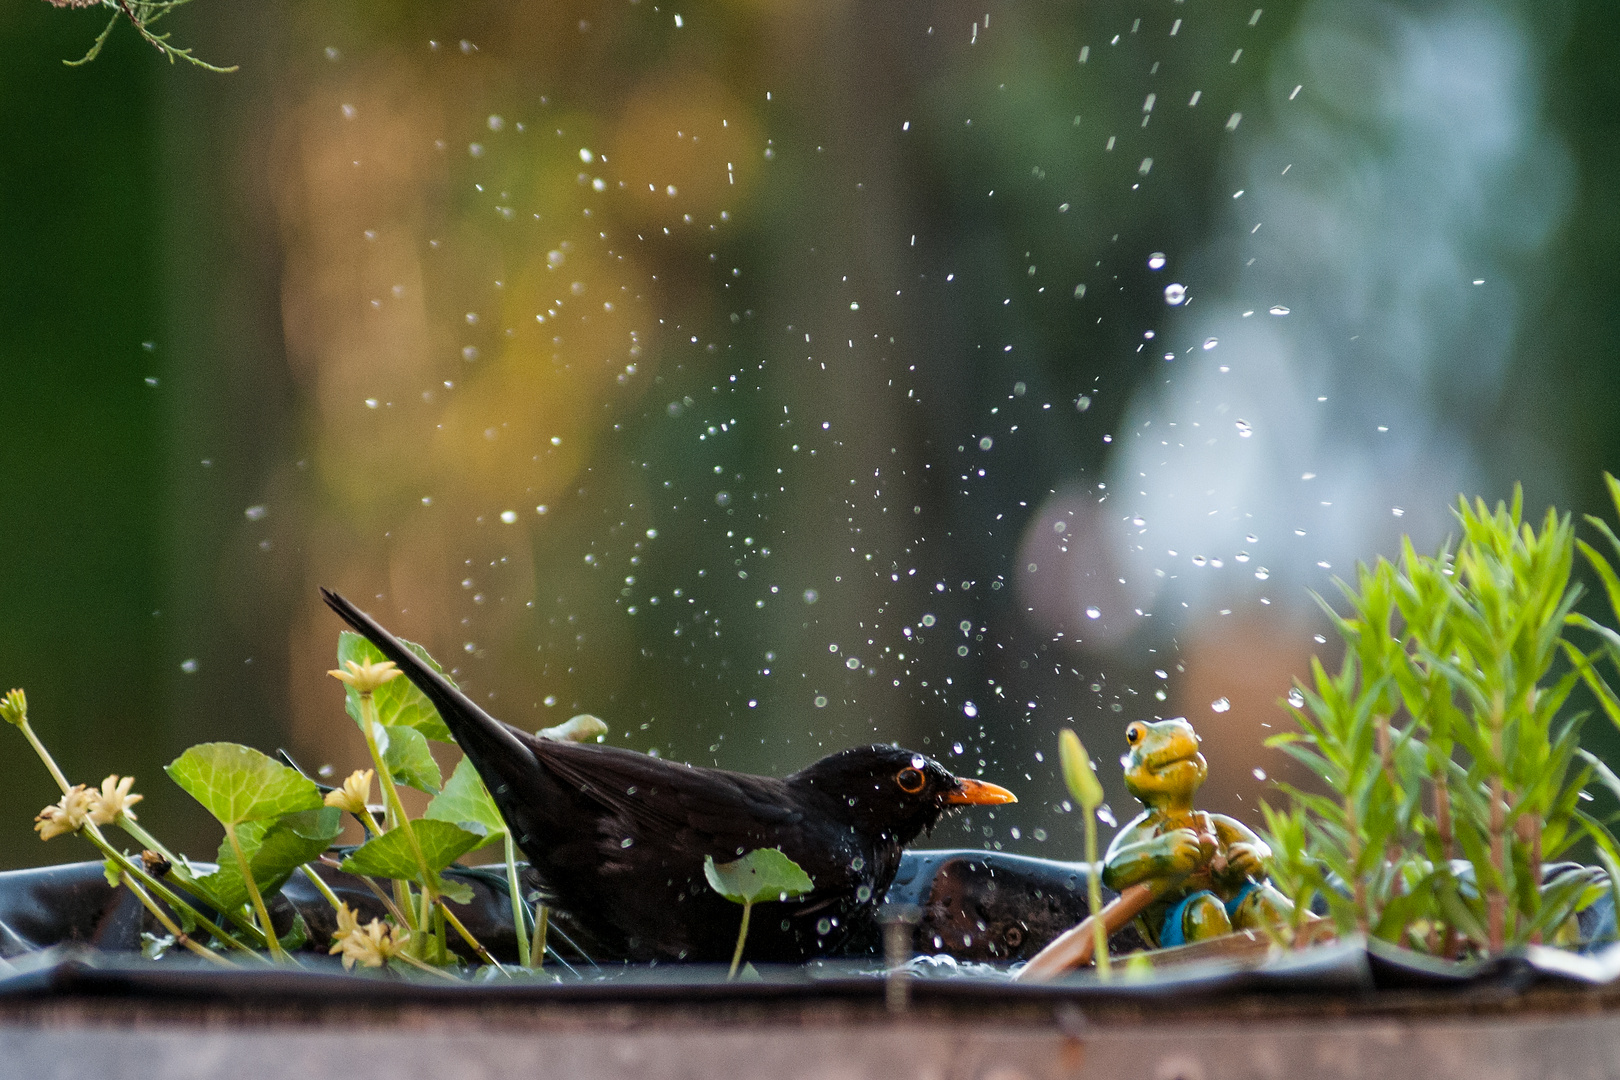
left=340, top=819, right=482, bottom=883
left=196, top=807, right=343, bottom=911
left=382, top=724, right=442, bottom=795
left=703, top=848, right=815, bottom=906
left=424, top=757, right=505, bottom=848
left=166, top=742, right=323, bottom=827
left=338, top=631, right=455, bottom=742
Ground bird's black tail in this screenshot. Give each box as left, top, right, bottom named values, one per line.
left=319, top=588, right=538, bottom=780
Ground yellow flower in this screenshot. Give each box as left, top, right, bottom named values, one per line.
left=324, top=769, right=374, bottom=814
left=0, top=688, right=27, bottom=727
left=34, top=785, right=95, bottom=841
left=327, top=659, right=402, bottom=695
left=329, top=902, right=408, bottom=970
left=88, top=774, right=143, bottom=825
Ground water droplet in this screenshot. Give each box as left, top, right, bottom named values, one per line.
left=1085, top=606, right=1101, bottom=619
left=803, top=589, right=819, bottom=604
left=579, top=148, right=594, bottom=164
left=244, top=505, right=267, bottom=521
left=979, top=436, right=993, bottom=450
left=963, top=701, right=978, bottom=718
left=1252, top=768, right=1267, bottom=781
left=1235, top=551, right=1250, bottom=562
left=1053, top=520, right=1067, bottom=534
left=1287, top=688, right=1304, bottom=708
left=1191, top=555, right=1207, bottom=567
left=1269, top=305, right=1290, bottom=316
left=856, top=885, right=872, bottom=901
left=180, top=659, right=198, bottom=674
left=1391, top=507, right=1405, bottom=517
left=814, top=695, right=828, bottom=708
left=1254, top=567, right=1270, bottom=580
left=1211, top=697, right=1231, bottom=713
left=1163, top=283, right=1186, bottom=305
left=499, top=510, right=517, bottom=524
left=817, top=918, right=833, bottom=936
left=715, top=491, right=731, bottom=507
left=1147, top=252, right=1167, bottom=270
left=1076, top=395, right=1092, bottom=412
left=1235, top=419, right=1252, bottom=437
left=921, top=614, right=935, bottom=627
left=1202, top=338, right=1218, bottom=350
left=1097, top=804, right=1117, bottom=826
left=621, top=837, right=634, bottom=848
left=952, top=742, right=964, bottom=756
left=846, top=657, right=860, bottom=670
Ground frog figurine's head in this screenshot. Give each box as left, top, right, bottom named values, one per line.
left=1121, top=717, right=1208, bottom=810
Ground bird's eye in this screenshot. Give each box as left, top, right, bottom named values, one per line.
left=1126, top=723, right=1144, bottom=745
left=895, top=767, right=926, bottom=793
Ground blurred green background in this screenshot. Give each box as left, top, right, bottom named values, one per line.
left=1, top=0, right=1617, bottom=867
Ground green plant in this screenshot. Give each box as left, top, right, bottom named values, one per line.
left=1264, top=487, right=1616, bottom=956
left=46, top=0, right=236, bottom=71
left=3, top=630, right=564, bottom=978
left=1056, top=728, right=1110, bottom=978
left=702, top=848, right=814, bottom=979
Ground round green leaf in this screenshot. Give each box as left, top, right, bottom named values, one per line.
left=425, top=756, right=506, bottom=848
left=703, top=848, right=815, bottom=906
left=338, top=631, right=456, bottom=742
left=341, top=818, right=483, bottom=882
left=165, top=742, right=323, bottom=827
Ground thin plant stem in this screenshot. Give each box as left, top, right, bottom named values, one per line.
left=300, top=864, right=345, bottom=912
left=440, top=901, right=508, bottom=976
left=321, top=857, right=411, bottom=927
left=116, top=868, right=237, bottom=968
left=11, top=706, right=268, bottom=954
left=225, top=821, right=286, bottom=962
left=727, top=900, right=753, bottom=980
left=1084, top=811, right=1109, bottom=979
left=357, top=691, right=438, bottom=911
left=17, top=719, right=71, bottom=795
left=504, top=831, right=532, bottom=968
left=114, top=816, right=269, bottom=950
left=92, top=832, right=265, bottom=960
left=530, top=904, right=549, bottom=968
left=393, top=949, right=463, bottom=982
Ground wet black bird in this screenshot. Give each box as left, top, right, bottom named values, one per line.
left=321, top=588, right=1017, bottom=963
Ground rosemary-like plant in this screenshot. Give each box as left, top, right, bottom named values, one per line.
left=1265, top=487, right=1617, bottom=956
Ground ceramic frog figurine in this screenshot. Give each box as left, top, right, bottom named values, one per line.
left=1101, top=717, right=1295, bottom=948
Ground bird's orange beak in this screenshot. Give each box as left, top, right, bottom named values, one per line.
left=945, top=778, right=1018, bottom=805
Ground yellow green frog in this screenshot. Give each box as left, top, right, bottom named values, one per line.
left=1101, top=717, right=1295, bottom=947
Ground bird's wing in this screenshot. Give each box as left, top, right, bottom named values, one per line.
left=530, top=737, right=806, bottom=856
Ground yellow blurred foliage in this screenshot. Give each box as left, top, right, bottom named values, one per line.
left=608, top=71, right=761, bottom=229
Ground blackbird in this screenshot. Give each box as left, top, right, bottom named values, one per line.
left=321, top=589, right=1017, bottom=963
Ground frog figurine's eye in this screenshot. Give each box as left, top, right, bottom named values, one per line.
left=896, top=766, right=926, bottom=793
left=1125, top=722, right=1145, bottom=746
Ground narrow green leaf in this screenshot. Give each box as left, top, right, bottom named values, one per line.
left=704, top=848, right=815, bottom=905
left=341, top=819, right=483, bottom=881
left=1057, top=729, right=1104, bottom=811
left=337, top=630, right=455, bottom=742
left=424, top=756, right=506, bottom=848
left=166, top=742, right=323, bottom=827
